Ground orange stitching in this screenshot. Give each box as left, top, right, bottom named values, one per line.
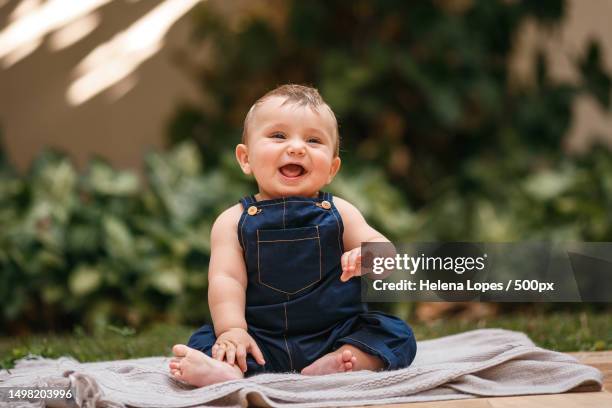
left=257, top=279, right=321, bottom=295
left=256, top=200, right=322, bottom=208
left=256, top=227, right=323, bottom=295
left=257, top=229, right=261, bottom=287
left=316, top=225, right=322, bottom=282
left=283, top=303, right=293, bottom=370
left=258, top=237, right=318, bottom=243
left=328, top=199, right=343, bottom=253
left=240, top=206, right=249, bottom=258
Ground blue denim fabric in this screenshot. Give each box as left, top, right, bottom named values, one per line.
left=188, top=192, right=416, bottom=374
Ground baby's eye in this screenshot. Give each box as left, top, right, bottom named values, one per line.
left=307, top=137, right=322, bottom=144
left=270, top=132, right=286, bottom=139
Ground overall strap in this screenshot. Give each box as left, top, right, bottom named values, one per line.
left=239, top=195, right=257, bottom=209
left=321, top=191, right=333, bottom=201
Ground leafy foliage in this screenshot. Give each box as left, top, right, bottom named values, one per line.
left=170, top=0, right=612, bottom=243
left=0, top=141, right=414, bottom=333
left=2, top=1, right=612, bottom=333
left=0, top=143, right=254, bottom=333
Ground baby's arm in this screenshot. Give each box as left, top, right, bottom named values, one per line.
left=208, top=204, right=265, bottom=371
left=333, top=197, right=391, bottom=281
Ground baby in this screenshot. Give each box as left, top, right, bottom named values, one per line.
left=169, top=84, right=416, bottom=386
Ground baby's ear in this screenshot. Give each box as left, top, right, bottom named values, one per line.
left=235, top=144, right=252, bottom=175
left=327, top=156, right=341, bottom=183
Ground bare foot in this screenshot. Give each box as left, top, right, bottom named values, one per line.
left=169, top=344, right=243, bottom=387
left=301, top=349, right=357, bottom=375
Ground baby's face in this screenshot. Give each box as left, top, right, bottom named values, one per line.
left=236, top=96, right=340, bottom=199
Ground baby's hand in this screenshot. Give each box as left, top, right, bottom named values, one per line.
left=340, top=247, right=361, bottom=282
left=212, top=328, right=265, bottom=372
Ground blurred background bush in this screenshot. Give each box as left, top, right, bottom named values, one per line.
left=0, top=0, right=611, bottom=335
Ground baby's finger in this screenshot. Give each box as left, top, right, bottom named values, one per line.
left=350, top=252, right=362, bottom=275
left=249, top=341, right=266, bottom=365
left=215, top=343, right=226, bottom=361
left=341, top=251, right=349, bottom=271
left=226, top=343, right=236, bottom=366
left=236, top=344, right=248, bottom=373
left=341, top=254, right=355, bottom=280
left=212, top=343, right=219, bottom=358
left=348, top=249, right=360, bottom=270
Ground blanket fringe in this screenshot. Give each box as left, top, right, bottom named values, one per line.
left=65, top=371, right=124, bottom=408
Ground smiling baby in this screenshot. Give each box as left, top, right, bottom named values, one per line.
left=169, top=84, right=416, bottom=386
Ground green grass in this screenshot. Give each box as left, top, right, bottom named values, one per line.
left=1, top=312, right=610, bottom=371
left=412, top=311, right=611, bottom=352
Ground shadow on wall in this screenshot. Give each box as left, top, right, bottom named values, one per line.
left=0, top=0, right=201, bottom=173
left=0, top=0, right=611, bottom=173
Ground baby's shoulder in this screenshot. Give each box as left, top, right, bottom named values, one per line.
left=331, top=195, right=363, bottom=218
left=212, top=203, right=243, bottom=235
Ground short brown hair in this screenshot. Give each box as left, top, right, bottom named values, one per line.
left=242, top=84, right=340, bottom=156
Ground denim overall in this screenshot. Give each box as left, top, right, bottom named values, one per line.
left=187, top=192, right=417, bottom=374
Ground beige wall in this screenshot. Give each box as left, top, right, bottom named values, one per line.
left=0, top=0, right=199, bottom=172
left=0, top=0, right=610, bottom=173
left=511, top=0, right=612, bottom=153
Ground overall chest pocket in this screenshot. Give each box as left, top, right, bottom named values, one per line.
left=257, top=226, right=322, bottom=295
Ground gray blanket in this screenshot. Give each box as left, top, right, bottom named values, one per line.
left=0, top=329, right=603, bottom=407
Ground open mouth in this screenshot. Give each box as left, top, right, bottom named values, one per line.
left=279, top=164, right=306, bottom=178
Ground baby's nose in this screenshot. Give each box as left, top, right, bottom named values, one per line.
left=287, top=141, right=306, bottom=155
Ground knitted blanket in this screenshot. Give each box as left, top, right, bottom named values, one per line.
left=0, top=329, right=603, bottom=408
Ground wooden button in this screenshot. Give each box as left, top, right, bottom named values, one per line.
left=247, top=206, right=258, bottom=216
left=321, top=200, right=331, bottom=210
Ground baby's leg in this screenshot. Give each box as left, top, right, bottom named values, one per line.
left=301, top=344, right=384, bottom=375
left=169, top=344, right=243, bottom=387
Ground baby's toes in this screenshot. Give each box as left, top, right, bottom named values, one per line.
left=169, top=361, right=180, bottom=370
left=343, top=361, right=353, bottom=371
left=172, top=344, right=189, bottom=357
left=335, top=352, right=347, bottom=369
left=341, top=349, right=353, bottom=363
